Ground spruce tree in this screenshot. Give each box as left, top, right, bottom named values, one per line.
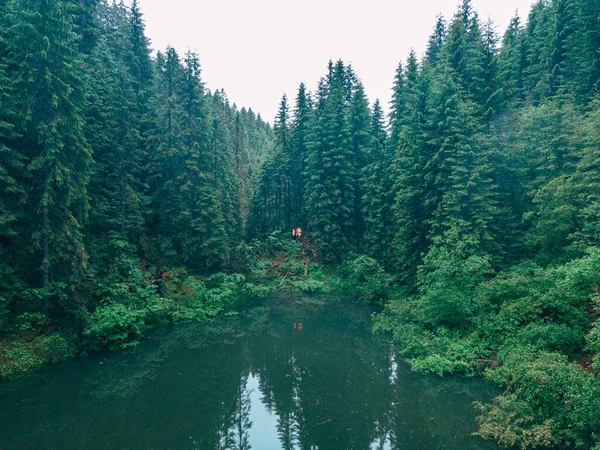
left=150, top=46, right=184, bottom=261
left=180, top=50, right=227, bottom=269
left=291, top=83, right=312, bottom=228
left=424, top=63, right=499, bottom=259
left=425, top=15, right=446, bottom=67
left=273, top=94, right=293, bottom=230
left=362, top=100, right=394, bottom=266
left=349, top=81, right=371, bottom=251
left=5, top=0, right=93, bottom=310
left=391, top=51, right=429, bottom=281
left=0, top=39, right=24, bottom=327
left=498, top=14, right=527, bottom=108
left=304, top=61, right=355, bottom=261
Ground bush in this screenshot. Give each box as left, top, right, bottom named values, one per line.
left=341, top=255, right=393, bottom=303
left=82, top=303, right=145, bottom=352
left=0, top=334, right=75, bottom=378
left=417, top=230, right=492, bottom=328
left=587, top=301, right=600, bottom=371
left=476, top=351, right=600, bottom=449
left=290, top=278, right=326, bottom=292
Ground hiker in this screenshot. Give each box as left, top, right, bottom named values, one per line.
left=292, top=227, right=302, bottom=241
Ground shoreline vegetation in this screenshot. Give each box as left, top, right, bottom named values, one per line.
left=1, top=0, right=600, bottom=448
left=0, top=236, right=390, bottom=378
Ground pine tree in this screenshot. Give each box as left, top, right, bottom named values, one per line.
left=209, top=90, right=236, bottom=262
left=84, top=33, right=124, bottom=237
left=560, top=0, right=600, bottom=100
left=73, top=0, right=100, bottom=55
left=291, top=83, right=312, bottom=227
left=86, top=0, right=149, bottom=245
left=0, top=36, right=25, bottom=328
left=425, top=15, right=446, bottom=67
left=444, top=0, right=491, bottom=113
left=349, top=81, right=371, bottom=251
left=5, top=0, right=93, bottom=310
left=247, top=94, right=291, bottom=237
left=425, top=63, right=499, bottom=259
left=148, top=46, right=187, bottom=261
left=274, top=94, right=293, bottom=230
left=122, top=0, right=153, bottom=243
left=362, top=100, right=394, bottom=266
left=305, top=61, right=356, bottom=261
left=126, top=0, right=153, bottom=94
left=498, top=14, right=527, bottom=108
left=179, top=51, right=227, bottom=269
left=391, top=52, right=430, bottom=281
left=388, top=61, right=405, bottom=145
left=521, top=0, right=556, bottom=102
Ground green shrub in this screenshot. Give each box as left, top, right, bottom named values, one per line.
left=0, top=334, right=75, bottom=378
left=290, top=278, right=326, bottom=292
left=476, top=351, right=600, bottom=449
left=341, top=255, right=393, bottom=303
left=417, top=230, right=492, bottom=328
left=587, top=306, right=600, bottom=371
left=82, top=303, right=145, bottom=352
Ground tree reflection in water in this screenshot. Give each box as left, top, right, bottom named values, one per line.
left=0, top=293, right=497, bottom=450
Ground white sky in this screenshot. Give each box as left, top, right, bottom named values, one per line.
left=138, top=0, right=536, bottom=124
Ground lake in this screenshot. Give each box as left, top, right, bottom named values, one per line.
left=0, top=293, right=497, bottom=449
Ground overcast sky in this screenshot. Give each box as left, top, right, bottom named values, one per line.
left=138, top=0, right=536, bottom=124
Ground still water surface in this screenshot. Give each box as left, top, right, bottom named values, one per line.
left=0, top=293, right=497, bottom=449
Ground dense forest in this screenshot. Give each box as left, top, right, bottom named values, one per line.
left=0, top=0, right=275, bottom=353
left=1, top=0, right=600, bottom=448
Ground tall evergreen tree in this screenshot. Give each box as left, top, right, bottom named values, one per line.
left=425, top=15, right=446, bottom=67
left=424, top=63, right=499, bottom=259
left=498, top=14, right=527, bottom=108
left=179, top=50, right=227, bottom=269
left=5, top=0, right=93, bottom=310
left=0, top=37, right=24, bottom=328
left=304, top=61, right=356, bottom=261
left=349, top=81, right=371, bottom=251
left=274, top=94, right=293, bottom=230
left=291, top=83, right=312, bottom=227
left=390, top=51, right=430, bottom=280
left=362, top=100, right=394, bottom=266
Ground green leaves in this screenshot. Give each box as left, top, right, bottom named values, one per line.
left=476, top=350, right=600, bottom=449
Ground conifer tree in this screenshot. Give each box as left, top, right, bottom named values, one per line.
left=425, top=64, right=499, bottom=259
left=150, top=46, right=184, bottom=260
left=362, top=100, right=394, bottom=266
left=84, top=33, right=125, bottom=237
left=122, top=0, right=154, bottom=242
left=498, top=14, right=527, bottom=108
left=5, top=0, right=93, bottom=309
left=521, top=1, right=556, bottom=102
left=349, top=82, right=371, bottom=250
left=305, top=61, right=355, bottom=261
left=391, top=52, right=429, bottom=280
left=274, top=94, right=293, bottom=230
left=291, top=83, right=312, bottom=227
left=179, top=51, right=227, bottom=269
left=425, top=15, right=446, bottom=67
left=0, top=40, right=24, bottom=327
left=388, top=62, right=405, bottom=145
left=74, top=0, right=100, bottom=55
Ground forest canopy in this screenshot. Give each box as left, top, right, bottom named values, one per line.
left=1, top=0, right=600, bottom=448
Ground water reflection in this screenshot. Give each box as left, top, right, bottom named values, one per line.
left=0, top=293, right=497, bottom=449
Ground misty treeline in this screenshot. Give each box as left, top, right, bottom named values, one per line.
left=1, top=0, right=600, bottom=447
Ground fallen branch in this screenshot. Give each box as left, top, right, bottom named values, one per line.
left=279, top=271, right=291, bottom=287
